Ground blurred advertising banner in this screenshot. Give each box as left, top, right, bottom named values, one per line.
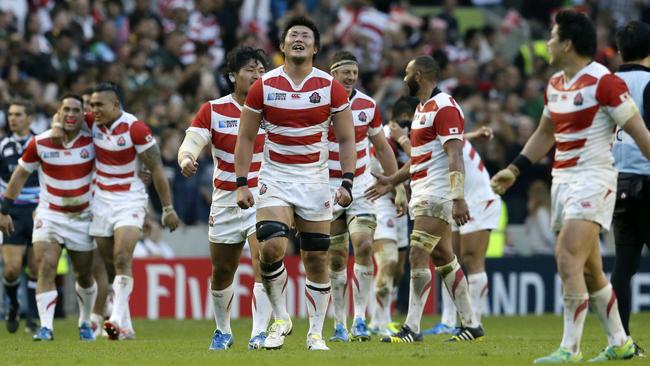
left=450, top=256, right=650, bottom=316
left=131, top=256, right=438, bottom=319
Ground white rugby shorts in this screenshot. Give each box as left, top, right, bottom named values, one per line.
left=256, top=178, right=332, bottom=222
left=551, top=181, right=616, bottom=232
left=32, top=206, right=95, bottom=252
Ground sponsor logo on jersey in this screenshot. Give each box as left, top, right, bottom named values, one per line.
left=549, top=94, right=558, bottom=102
left=42, top=151, right=60, bottom=158
left=80, top=148, right=90, bottom=159
left=259, top=184, right=267, bottom=195
left=309, top=92, right=321, bottom=104
left=208, top=215, right=215, bottom=227
left=358, top=111, right=367, bottom=122
left=132, top=212, right=139, bottom=219
left=117, top=136, right=126, bottom=146
left=218, top=120, right=239, bottom=128
left=324, top=200, right=330, bottom=208
left=93, top=132, right=104, bottom=140
left=267, top=93, right=286, bottom=101
left=64, top=151, right=72, bottom=156
left=573, top=92, right=583, bottom=106
left=580, top=201, right=591, bottom=209
left=560, top=94, right=568, bottom=101
left=291, top=93, right=301, bottom=100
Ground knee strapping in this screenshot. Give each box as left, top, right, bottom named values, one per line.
left=329, top=232, right=349, bottom=251
left=299, top=232, right=330, bottom=251
left=347, top=214, right=377, bottom=235
left=377, top=241, right=398, bottom=265
left=260, top=260, right=284, bottom=280
left=436, top=256, right=459, bottom=277
left=410, top=229, right=441, bottom=253
left=256, top=220, right=290, bottom=242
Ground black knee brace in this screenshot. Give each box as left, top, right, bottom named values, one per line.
left=256, top=220, right=290, bottom=242
left=299, top=232, right=330, bottom=251
left=260, top=260, right=285, bottom=280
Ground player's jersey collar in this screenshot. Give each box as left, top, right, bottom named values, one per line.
left=618, top=63, right=650, bottom=73
left=562, top=61, right=595, bottom=89
left=279, top=66, right=316, bottom=91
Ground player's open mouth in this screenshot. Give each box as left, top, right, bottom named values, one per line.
left=292, top=44, right=305, bottom=51
left=64, top=117, right=76, bottom=125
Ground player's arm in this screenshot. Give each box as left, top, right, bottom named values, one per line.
left=491, top=115, right=555, bottom=195
left=139, top=144, right=180, bottom=231
left=369, top=131, right=398, bottom=176
left=365, top=160, right=411, bottom=201
left=234, top=108, right=262, bottom=182
left=621, top=112, right=650, bottom=160
left=444, top=139, right=470, bottom=225
left=177, top=130, right=208, bottom=177
left=0, top=166, right=31, bottom=235
left=464, top=126, right=493, bottom=141
left=332, top=107, right=356, bottom=206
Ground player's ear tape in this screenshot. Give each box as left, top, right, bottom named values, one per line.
left=347, top=214, right=377, bottom=235
left=410, top=229, right=441, bottom=254
left=229, top=73, right=236, bottom=83
left=299, top=232, right=330, bottom=251
left=256, top=220, right=290, bottom=242
left=329, top=232, right=349, bottom=251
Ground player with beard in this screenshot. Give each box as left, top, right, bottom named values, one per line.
left=367, top=55, right=484, bottom=343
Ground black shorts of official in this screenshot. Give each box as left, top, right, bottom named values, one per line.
left=1, top=204, right=37, bottom=246
left=612, top=173, right=650, bottom=249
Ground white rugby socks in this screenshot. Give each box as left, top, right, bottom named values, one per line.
left=404, top=268, right=432, bottom=333
left=305, top=279, right=331, bottom=336
left=329, top=269, right=348, bottom=327
left=251, top=282, right=272, bottom=337
left=75, top=282, right=98, bottom=327
left=36, top=290, right=58, bottom=330
left=211, top=284, right=234, bottom=334
left=353, top=264, right=374, bottom=320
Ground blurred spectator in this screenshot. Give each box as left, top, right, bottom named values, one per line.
left=134, top=217, right=176, bottom=259
left=525, top=180, right=555, bottom=255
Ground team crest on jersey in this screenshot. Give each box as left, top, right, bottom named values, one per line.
left=419, top=114, right=427, bottom=125
left=573, top=92, right=583, bottom=106
left=309, top=92, right=321, bottom=104
left=117, top=136, right=126, bottom=146
left=80, top=149, right=90, bottom=159
left=387, top=218, right=394, bottom=228
left=259, top=184, right=267, bottom=195
left=358, top=111, right=367, bottom=122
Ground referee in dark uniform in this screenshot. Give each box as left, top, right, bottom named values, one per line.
left=611, top=21, right=650, bottom=357
left=1, top=100, right=40, bottom=333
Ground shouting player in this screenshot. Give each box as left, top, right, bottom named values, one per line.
left=235, top=16, right=357, bottom=351
left=491, top=11, right=650, bottom=363
left=178, top=46, right=272, bottom=350
left=326, top=50, right=398, bottom=342
left=0, top=94, right=97, bottom=341
left=367, top=55, right=483, bottom=343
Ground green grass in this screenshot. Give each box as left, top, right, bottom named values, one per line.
left=2, top=314, right=649, bottom=365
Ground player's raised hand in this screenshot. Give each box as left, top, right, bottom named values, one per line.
left=180, top=157, right=199, bottom=177
left=334, top=185, right=353, bottom=208
left=490, top=167, right=517, bottom=195
left=466, top=126, right=493, bottom=141
left=0, top=214, right=15, bottom=236
left=365, top=172, right=395, bottom=201
left=50, top=113, right=68, bottom=144
left=452, top=199, right=470, bottom=226
left=161, top=206, right=180, bottom=232
left=237, top=187, right=255, bottom=209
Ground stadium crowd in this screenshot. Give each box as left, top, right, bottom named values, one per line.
left=1, top=0, right=647, bottom=241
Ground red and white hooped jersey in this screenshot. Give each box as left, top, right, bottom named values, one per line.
left=328, top=89, right=382, bottom=188
left=462, top=140, right=498, bottom=204
left=544, top=62, right=637, bottom=186
left=245, top=66, right=350, bottom=183
left=19, top=130, right=95, bottom=213
left=188, top=94, right=265, bottom=207
left=409, top=90, right=465, bottom=197
left=92, top=111, right=156, bottom=197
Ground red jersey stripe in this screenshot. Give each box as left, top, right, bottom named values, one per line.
left=49, top=202, right=90, bottom=213
left=410, top=126, right=437, bottom=147
left=46, top=184, right=90, bottom=198
left=553, top=157, right=580, bottom=169
left=328, top=149, right=366, bottom=161
left=556, top=139, right=588, bottom=151
left=37, top=136, right=94, bottom=150
left=268, top=131, right=322, bottom=146
left=330, top=166, right=366, bottom=178
left=411, top=152, right=432, bottom=165
left=269, top=150, right=320, bottom=164
left=264, top=104, right=331, bottom=128
left=96, top=182, right=131, bottom=191
left=212, top=102, right=241, bottom=119
left=351, top=98, right=375, bottom=110
left=41, top=161, right=94, bottom=180
left=95, top=145, right=136, bottom=166
left=110, top=123, right=130, bottom=135
left=411, top=169, right=428, bottom=181
left=214, top=177, right=258, bottom=191
left=551, top=105, right=599, bottom=134
left=212, top=131, right=265, bottom=153
left=217, top=160, right=262, bottom=173
left=96, top=170, right=135, bottom=179
left=550, top=74, right=598, bottom=92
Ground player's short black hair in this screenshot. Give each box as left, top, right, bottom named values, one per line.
left=413, top=55, right=441, bottom=81
left=392, top=96, right=420, bottom=118
left=330, top=50, right=358, bottom=68
left=92, top=82, right=122, bottom=105
left=281, top=16, right=320, bottom=50
left=8, top=99, right=35, bottom=115
left=225, top=46, right=269, bottom=76
left=555, top=10, right=596, bottom=58
left=615, top=21, right=650, bottom=62
left=59, top=93, right=84, bottom=105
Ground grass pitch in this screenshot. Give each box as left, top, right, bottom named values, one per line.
left=2, top=314, right=649, bottom=365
